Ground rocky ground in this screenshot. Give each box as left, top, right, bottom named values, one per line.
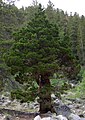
left=0, top=92, right=85, bottom=120
left=61, top=92, right=85, bottom=117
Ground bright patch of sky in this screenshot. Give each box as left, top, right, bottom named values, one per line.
left=15, top=0, right=85, bottom=16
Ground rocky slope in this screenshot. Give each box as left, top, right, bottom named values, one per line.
left=0, top=92, right=85, bottom=120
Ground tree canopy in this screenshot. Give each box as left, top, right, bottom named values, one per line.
left=5, top=4, right=79, bottom=79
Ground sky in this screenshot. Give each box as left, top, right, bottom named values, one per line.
left=15, top=0, right=85, bottom=16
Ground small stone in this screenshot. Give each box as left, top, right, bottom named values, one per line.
left=53, top=99, right=62, bottom=106
left=51, top=94, right=56, bottom=100
left=83, top=111, right=85, bottom=114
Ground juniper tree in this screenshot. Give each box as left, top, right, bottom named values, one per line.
left=4, top=4, right=80, bottom=113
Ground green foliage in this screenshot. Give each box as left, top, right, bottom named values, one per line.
left=11, top=80, right=38, bottom=102
left=51, top=77, right=72, bottom=96
left=4, top=4, right=79, bottom=80
left=4, top=4, right=60, bottom=78
left=0, top=40, right=15, bottom=45
left=0, top=0, right=25, bottom=85
left=0, top=1, right=25, bottom=40
left=74, top=70, right=85, bottom=98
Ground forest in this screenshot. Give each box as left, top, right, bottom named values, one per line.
left=0, top=0, right=85, bottom=116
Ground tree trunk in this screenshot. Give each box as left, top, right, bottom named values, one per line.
left=37, top=73, right=52, bottom=113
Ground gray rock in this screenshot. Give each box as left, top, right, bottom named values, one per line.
left=29, top=102, right=34, bottom=109
left=53, top=99, right=63, bottom=106
left=51, top=94, right=57, bottom=100
left=42, top=117, right=52, bottom=120
left=55, top=105, right=71, bottom=117
left=34, top=115, right=52, bottom=120
left=56, top=115, right=68, bottom=120
left=68, top=113, right=81, bottom=120
left=34, top=115, right=41, bottom=120
left=68, top=105, right=74, bottom=109
left=21, top=102, right=28, bottom=108
left=81, top=118, right=85, bottom=120
left=75, top=98, right=83, bottom=104
left=34, top=101, right=39, bottom=110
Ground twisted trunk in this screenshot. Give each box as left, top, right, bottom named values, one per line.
left=36, top=73, right=52, bottom=113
